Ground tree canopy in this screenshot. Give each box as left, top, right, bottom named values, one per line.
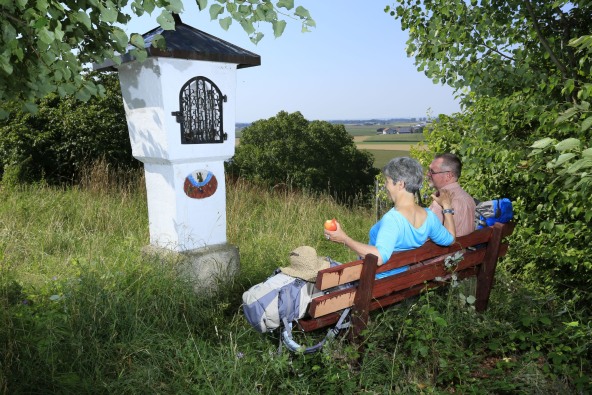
left=392, top=0, right=592, bottom=306
left=0, top=0, right=313, bottom=118
left=229, top=111, right=378, bottom=204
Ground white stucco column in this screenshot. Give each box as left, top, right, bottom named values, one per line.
left=117, top=57, right=236, bottom=252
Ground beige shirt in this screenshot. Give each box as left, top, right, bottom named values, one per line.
left=429, top=182, right=476, bottom=237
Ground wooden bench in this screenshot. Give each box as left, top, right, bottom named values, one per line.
left=297, top=222, right=515, bottom=346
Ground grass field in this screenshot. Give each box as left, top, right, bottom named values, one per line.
left=363, top=149, right=410, bottom=169
left=2, top=170, right=589, bottom=393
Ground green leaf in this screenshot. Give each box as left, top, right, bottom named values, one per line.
left=130, top=48, right=148, bottom=63
left=110, top=28, right=129, bottom=49
left=166, top=0, right=183, bottom=13
left=144, top=0, right=155, bottom=14
left=100, top=1, right=119, bottom=23
left=2, top=22, right=17, bottom=42
left=555, top=138, right=581, bottom=152
left=75, top=88, right=91, bottom=102
left=272, top=19, right=286, bottom=38
left=277, top=0, right=294, bottom=10
left=530, top=137, right=554, bottom=149
left=156, top=10, right=175, bottom=30
left=553, top=153, right=576, bottom=167
left=250, top=32, right=264, bottom=45
left=38, top=28, right=55, bottom=44
left=466, top=295, right=476, bottom=304
left=151, top=34, right=166, bottom=49
left=0, top=57, right=13, bottom=75
left=35, top=0, right=48, bottom=12
left=294, top=5, right=310, bottom=19
left=580, top=116, right=592, bottom=132
left=581, top=148, right=592, bottom=158
left=209, top=4, right=224, bottom=20
left=130, top=33, right=145, bottom=49
left=197, top=0, right=207, bottom=11
left=240, top=19, right=255, bottom=35
left=433, top=317, right=447, bottom=327
left=566, top=158, right=592, bottom=174
left=555, top=106, right=578, bottom=124
left=219, top=16, right=232, bottom=30
left=23, top=102, right=38, bottom=114
left=53, top=25, right=64, bottom=41
left=76, top=11, right=92, bottom=29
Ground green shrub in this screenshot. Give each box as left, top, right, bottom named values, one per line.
left=0, top=72, right=138, bottom=185
left=414, top=93, right=592, bottom=310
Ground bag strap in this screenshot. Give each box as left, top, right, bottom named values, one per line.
left=280, top=307, right=352, bottom=354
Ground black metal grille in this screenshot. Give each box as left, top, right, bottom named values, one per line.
left=172, top=76, right=227, bottom=144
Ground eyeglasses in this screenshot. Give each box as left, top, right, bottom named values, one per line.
left=427, top=168, right=450, bottom=176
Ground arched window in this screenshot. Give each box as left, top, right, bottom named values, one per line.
left=172, top=76, right=227, bottom=144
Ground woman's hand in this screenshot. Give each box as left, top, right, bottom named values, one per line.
left=324, top=220, right=350, bottom=245
left=324, top=219, right=383, bottom=264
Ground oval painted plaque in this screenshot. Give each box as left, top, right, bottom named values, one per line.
left=184, top=170, right=218, bottom=199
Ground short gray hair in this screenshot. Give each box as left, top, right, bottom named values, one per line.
left=435, top=153, right=462, bottom=179
left=382, top=157, right=424, bottom=193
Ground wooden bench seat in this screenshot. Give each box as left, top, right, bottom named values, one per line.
left=297, top=222, right=515, bottom=343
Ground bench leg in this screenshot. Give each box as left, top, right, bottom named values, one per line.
left=349, top=253, right=378, bottom=356
left=475, top=223, right=503, bottom=312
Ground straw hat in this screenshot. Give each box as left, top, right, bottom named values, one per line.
left=280, top=246, right=330, bottom=282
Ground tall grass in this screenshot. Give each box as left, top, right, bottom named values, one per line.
left=1, top=163, right=590, bottom=394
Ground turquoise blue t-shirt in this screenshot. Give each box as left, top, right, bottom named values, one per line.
left=369, top=208, right=454, bottom=279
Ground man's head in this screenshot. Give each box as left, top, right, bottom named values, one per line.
left=427, top=153, right=462, bottom=190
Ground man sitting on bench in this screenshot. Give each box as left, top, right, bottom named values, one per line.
left=324, top=157, right=456, bottom=278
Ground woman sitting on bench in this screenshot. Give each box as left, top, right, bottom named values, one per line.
left=324, top=157, right=456, bottom=278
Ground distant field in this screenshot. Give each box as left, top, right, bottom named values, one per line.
left=344, top=123, right=417, bottom=136
left=363, top=133, right=424, bottom=143
left=364, top=149, right=410, bottom=169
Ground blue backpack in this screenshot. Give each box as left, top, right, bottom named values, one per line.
left=475, top=198, right=513, bottom=229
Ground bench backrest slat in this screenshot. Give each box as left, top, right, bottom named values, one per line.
left=314, top=226, right=501, bottom=291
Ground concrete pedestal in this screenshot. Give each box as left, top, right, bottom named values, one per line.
left=143, top=243, right=240, bottom=293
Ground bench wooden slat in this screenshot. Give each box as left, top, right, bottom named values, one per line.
left=299, top=268, right=479, bottom=332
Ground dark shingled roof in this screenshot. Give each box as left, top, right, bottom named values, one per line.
left=93, top=15, right=261, bottom=71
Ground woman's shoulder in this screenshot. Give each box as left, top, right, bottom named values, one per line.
left=423, top=207, right=440, bottom=223
left=381, top=208, right=408, bottom=226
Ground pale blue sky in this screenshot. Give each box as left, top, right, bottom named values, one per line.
left=122, top=1, right=461, bottom=123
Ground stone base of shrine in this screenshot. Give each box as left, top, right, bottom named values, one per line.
left=143, top=243, right=240, bottom=293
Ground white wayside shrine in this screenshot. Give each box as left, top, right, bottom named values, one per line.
left=94, top=15, right=260, bottom=290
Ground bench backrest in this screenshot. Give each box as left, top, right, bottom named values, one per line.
left=298, top=222, right=515, bottom=332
